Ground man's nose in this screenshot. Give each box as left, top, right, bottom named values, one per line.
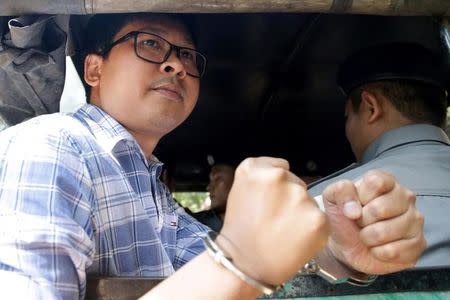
left=159, top=51, right=187, bottom=79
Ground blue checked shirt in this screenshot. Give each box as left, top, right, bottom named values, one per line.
left=0, top=104, right=209, bottom=299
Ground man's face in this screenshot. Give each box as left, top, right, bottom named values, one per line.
left=345, top=99, right=365, bottom=161
left=90, top=17, right=200, bottom=139
left=207, top=166, right=235, bottom=211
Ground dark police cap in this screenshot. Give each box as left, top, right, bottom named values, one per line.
left=337, top=42, right=448, bottom=97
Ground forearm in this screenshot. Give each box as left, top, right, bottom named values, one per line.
left=140, top=252, right=261, bottom=300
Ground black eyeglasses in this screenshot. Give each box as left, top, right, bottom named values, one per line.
left=103, top=31, right=207, bottom=78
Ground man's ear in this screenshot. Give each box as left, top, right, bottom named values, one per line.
left=360, top=90, right=383, bottom=124
left=84, top=54, right=103, bottom=88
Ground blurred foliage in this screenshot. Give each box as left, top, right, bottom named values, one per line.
left=173, top=192, right=208, bottom=212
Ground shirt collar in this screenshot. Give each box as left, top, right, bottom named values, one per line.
left=361, top=124, right=450, bottom=164
left=73, top=104, right=162, bottom=168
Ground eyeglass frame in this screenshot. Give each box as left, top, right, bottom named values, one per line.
left=102, top=30, right=207, bottom=78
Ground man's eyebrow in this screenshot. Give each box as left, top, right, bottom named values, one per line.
left=137, top=26, right=195, bottom=47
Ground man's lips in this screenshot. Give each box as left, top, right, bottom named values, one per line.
left=152, top=85, right=183, bottom=101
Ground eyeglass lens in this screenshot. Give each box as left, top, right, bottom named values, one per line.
left=135, top=32, right=205, bottom=77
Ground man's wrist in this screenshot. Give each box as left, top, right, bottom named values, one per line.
left=204, top=232, right=280, bottom=294
left=304, top=247, right=377, bottom=286
left=201, top=251, right=262, bottom=298
left=203, top=232, right=278, bottom=295
left=217, top=229, right=279, bottom=287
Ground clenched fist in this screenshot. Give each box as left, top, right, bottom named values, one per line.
left=323, top=170, right=426, bottom=275
left=220, top=157, right=330, bottom=286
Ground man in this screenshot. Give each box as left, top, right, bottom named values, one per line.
left=309, top=42, right=450, bottom=267
left=0, top=14, right=425, bottom=299
left=207, top=164, right=235, bottom=215
left=188, top=163, right=235, bottom=231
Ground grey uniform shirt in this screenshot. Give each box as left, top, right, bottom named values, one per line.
left=308, top=124, right=450, bottom=267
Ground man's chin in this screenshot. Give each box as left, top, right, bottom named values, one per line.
left=147, top=115, right=185, bottom=135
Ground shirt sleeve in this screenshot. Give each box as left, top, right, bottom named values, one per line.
left=0, top=124, right=95, bottom=300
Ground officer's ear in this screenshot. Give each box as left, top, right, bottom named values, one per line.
left=84, top=54, right=103, bottom=88
left=360, top=89, right=383, bottom=124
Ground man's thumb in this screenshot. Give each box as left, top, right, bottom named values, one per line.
left=322, top=180, right=362, bottom=220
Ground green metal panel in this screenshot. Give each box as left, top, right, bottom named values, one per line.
left=86, top=268, right=450, bottom=299
left=262, top=269, right=450, bottom=299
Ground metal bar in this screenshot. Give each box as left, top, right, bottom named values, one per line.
left=0, top=0, right=449, bottom=16
left=86, top=277, right=163, bottom=300
left=85, top=268, right=450, bottom=299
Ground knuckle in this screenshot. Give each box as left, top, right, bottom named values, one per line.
left=323, top=179, right=355, bottom=204
left=370, top=225, right=387, bottom=244
left=267, top=168, right=287, bottom=183
left=242, top=157, right=256, bottom=169
left=406, top=190, right=416, bottom=204
left=368, top=202, right=387, bottom=221
left=365, top=169, right=382, bottom=178
left=414, top=232, right=427, bottom=248
left=309, top=210, right=330, bottom=235
left=367, top=169, right=396, bottom=181
left=279, top=158, right=289, bottom=168
left=420, top=235, right=428, bottom=251
left=415, top=211, right=425, bottom=227
left=408, top=236, right=426, bottom=263
left=378, top=244, right=399, bottom=260
left=333, top=179, right=354, bottom=194
left=292, top=184, right=309, bottom=201
left=363, top=172, right=385, bottom=193
left=236, top=158, right=253, bottom=174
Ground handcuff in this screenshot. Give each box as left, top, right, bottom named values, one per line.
left=203, top=231, right=282, bottom=294
left=300, top=251, right=378, bottom=286
left=204, top=231, right=377, bottom=296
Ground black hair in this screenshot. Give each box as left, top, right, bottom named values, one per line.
left=82, top=13, right=197, bottom=99
left=349, top=80, right=448, bottom=129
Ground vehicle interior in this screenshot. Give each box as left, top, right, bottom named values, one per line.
left=151, top=13, right=450, bottom=190
left=1, top=1, right=450, bottom=299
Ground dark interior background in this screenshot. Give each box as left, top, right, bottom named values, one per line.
left=71, top=13, right=444, bottom=190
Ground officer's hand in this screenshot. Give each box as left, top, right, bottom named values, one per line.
left=322, top=170, right=426, bottom=274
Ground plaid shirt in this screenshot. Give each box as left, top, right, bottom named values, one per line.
left=0, top=104, right=209, bottom=299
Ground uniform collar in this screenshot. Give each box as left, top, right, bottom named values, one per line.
left=361, top=124, right=450, bottom=164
